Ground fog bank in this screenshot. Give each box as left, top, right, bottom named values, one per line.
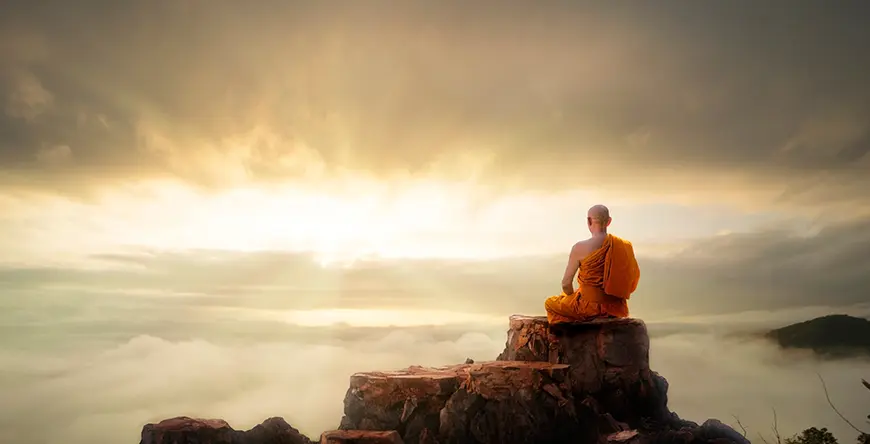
left=2, top=312, right=868, bottom=444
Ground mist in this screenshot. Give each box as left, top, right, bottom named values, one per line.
left=3, top=232, right=870, bottom=444
left=2, top=291, right=869, bottom=444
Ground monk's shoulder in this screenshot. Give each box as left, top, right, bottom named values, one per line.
left=571, top=239, right=595, bottom=255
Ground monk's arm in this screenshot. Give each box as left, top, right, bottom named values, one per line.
left=560, top=244, right=581, bottom=295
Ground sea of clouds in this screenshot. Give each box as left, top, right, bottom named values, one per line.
left=1, top=290, right=869, bottom=444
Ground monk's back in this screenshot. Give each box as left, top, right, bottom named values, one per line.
left=573, top=233, right=608, bottom=262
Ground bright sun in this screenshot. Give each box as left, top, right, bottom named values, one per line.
left=9, top=177, right=600, bottom=265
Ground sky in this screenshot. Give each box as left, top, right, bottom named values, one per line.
left=0, top=0, right=868, bottom=314
left=1, top=1, right=870, bottom=443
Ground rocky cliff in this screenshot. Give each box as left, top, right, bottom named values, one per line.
left=139, top=315, right=750, bottom=444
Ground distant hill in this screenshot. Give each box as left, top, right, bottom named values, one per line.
left=766, top=314, right=870, bottom=357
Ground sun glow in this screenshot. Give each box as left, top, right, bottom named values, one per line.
left=3, top=177, right=596, bottom=264
left=1, top=176, right=789, bottom=266
left=215, top=307, right=506, bottom=328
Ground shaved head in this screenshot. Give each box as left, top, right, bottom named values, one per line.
left=588, top=205, right=611, bottom=225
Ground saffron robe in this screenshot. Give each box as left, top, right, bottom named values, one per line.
left=544, top=234, right=640, bottom=324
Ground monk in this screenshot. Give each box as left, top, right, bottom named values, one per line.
left=545, top=204, right=640, bottom=324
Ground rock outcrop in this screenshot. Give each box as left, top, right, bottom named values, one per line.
left=139, top=416, right=313, bottom=444
left=497, top=315, right=669, bottom=428
left=139, top=315, right=750, bottom=444
left=339, top=361, right=599, bottom=444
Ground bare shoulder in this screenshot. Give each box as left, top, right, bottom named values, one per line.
left=570, top=238, right=595, bottom=256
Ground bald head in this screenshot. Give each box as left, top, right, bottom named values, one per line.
left=587, top=204, right=611, bottom=233
left=588, top=205, right=610, bottom=223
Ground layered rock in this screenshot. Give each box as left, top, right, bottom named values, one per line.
left=339, top=360, right=599, bottom=444
left=498, top=315, right=668, bottom=428
left=140, top=416, right=312, bottom=444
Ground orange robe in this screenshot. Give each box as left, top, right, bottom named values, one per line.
left=545, top=234, right=640, bottom=324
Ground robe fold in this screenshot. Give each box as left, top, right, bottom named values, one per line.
left=545, top=234, right=640, bottom=324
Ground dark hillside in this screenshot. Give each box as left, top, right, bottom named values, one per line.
left=766, top=314, right=870, bottom=357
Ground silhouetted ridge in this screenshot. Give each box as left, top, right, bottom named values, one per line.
left=767, top=314, right=870, bottom=357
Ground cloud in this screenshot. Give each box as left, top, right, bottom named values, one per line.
left=0, top=1, right=868, bottom=210
left=35, top=144, right=71, bottom=164
left=0, top=322, right=507, bottom=443
left=1, top=310, right=868, bottom=444
left=1, top=213, right=869, bottom=318
left=4, top=70, right=53, bottom=120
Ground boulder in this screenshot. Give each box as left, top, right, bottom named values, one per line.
left=497, top=315, right=669, bottom=427
left=140, top=417, right=236, bottom=444
left=320, top=430, right=404, bottom=444
left=339, top=360, right=599, bottom=444
left=139, top=416, right=313, bottom=444
left=339, top=363, right=466, bottom=443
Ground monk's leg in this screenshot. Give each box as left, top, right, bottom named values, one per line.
left=545, top=294, right=580, bottom=324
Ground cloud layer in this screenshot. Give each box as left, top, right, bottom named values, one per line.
left=2, top=1, right=869, bottom=209
left=3, top=214, right=870, bottom=316
left=2, top=308, right=869, bottom=444
left=2, top=211, right=869, bottom=443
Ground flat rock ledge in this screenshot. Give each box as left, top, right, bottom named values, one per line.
left=140, top=416, right=313, bottom=444
left=339, top=360, right=599, bottom=444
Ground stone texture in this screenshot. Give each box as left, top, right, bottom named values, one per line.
left=339, top=364, right=466, bottom=443
left=339, top=360, right=599, bottom=444
left=140, top=416, right=313, bottom=444
left=439, top=361, right=599, bottom=444
left=320, top=430, right=404, bottom=444
left=141, top=417, right=236, bottom=444
left=496, top=315, right=562, bottom=363
left=497, top=315, right=668, bottom=427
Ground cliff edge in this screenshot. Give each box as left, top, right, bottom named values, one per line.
left=140, top=315, right=750, bottom=444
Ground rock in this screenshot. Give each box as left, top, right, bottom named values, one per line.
left=497, top=315, right=667, bottom=427
left=639, top=420, right=749, bottom=444
left=496, top=315, right=562, bottom=363
left=497, top=315, right=650, bottom=372
left=139, top=416, right=313, bottom=444
left=439, top=361, right=599, bottom=444
left=607, top=430, right=645, bottom=444
left=339, top=363, right=465, bottom=443
left=320, top=430, right=404, bottom=444
left=339, top=360, right=599, bottom=444
left=140, top=417, right=235, bottom=444
left=242, top=417, right=314, bottom=444
left=643, top=429, right=697, bottom=444
left=697, top=419, right=751, bottom=444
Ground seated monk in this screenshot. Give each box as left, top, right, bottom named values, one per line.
left=545, top=204, right=640, bottom=324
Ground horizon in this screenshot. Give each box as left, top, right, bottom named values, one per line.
left=2, top=1, right=870, bottom=443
